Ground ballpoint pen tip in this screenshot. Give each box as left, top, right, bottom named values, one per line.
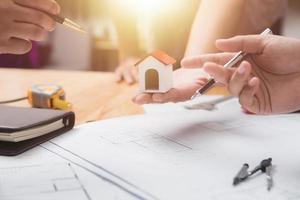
left=191, top=93, right=201, bottom=100
left=78, top=28, right=87, bottom=33
left=63, top=18, right=87, bottom=33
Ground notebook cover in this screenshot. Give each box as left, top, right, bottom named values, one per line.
left=0, top=106, right=75, bottom=156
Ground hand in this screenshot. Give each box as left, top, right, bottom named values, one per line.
left=132, top=68, right=207, bottom=104
left=0, top=0, right=60, bottom=54
left=182, top=35, right=300, bottom=114
left=115, top=57, right=140, bottom=85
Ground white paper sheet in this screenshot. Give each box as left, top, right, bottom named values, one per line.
left=0, top=163, right=90, bottom=200
left=46, top=97, right=300, bottom=200
left=0, top=144, right=147, bottom=200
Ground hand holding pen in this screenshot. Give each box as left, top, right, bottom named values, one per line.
left=0, top=0, right=85, bottom=54
left=190, top=28, right=272, bottom=99
left=133, top=29, right=273, bottom=106
left=183, top=30, right=300, bottom=114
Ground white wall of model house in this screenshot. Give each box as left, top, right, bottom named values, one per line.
left=137, top=56, right=173, bottom=93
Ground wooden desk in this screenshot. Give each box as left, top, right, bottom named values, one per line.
left=0, top=68, right=143, bottom=124
left=0, top=68, right=228, bottom=125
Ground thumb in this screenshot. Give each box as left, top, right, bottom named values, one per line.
left=239, top=77, right=260, bottom=114
left=216, top=35, right=266, bottom=54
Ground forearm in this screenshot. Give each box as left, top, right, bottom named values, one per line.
left=185, top=0, right=248, bottom=56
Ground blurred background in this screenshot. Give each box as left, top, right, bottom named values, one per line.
left=2, top=0, right=300, bottom=71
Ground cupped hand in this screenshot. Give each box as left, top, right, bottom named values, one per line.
left=132, top=68, right=207, bottom=105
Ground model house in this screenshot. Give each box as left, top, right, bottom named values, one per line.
left=135, top=50, right=176, bottom=93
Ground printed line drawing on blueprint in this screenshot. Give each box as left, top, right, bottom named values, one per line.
left=45, top=98, right=300, bottom=200
left=0, top=163, right=90, bottom=200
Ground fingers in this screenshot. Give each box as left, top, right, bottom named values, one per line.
left=14, top=6, right=56, bottom=31
left=1, top=38, right=32, bottom=54
left=181, top=53, right=235, bottom=68
left=14, top=0, right=61, bottom=15
left=152, top=89, right=181, bottom=103
left=11, top=22, right=47, bottom=41
left=132, top=93, right=153, bottom=105
left=216, top=35, right=266, bottom=54
left=133, top=77, right=208, bottom=105
left=115, top=66, right=138, bottom=84
left=115, top=59, right=139, bottom=84
left=239, top=77, right=260, bottom=114
left=123, top=68, right=136, bottom=84
left=133, top=89, right=180, bottom=105
left=151, top=77, right=208, bottom=103
left=228, top=61, right=252, bottom=97
left=115, top=67, right=123, bottom=82
left=202, top=62, right=234, bottom=85
left=203, top=60, right=261, bottom=113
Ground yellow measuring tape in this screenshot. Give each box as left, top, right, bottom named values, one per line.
left=28, top=84, right=72, bottom=110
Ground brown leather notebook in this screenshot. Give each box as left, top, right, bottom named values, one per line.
left=0, top=106, right=75, bottom=156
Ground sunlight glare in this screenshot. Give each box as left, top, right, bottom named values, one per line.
left=117, top=0, right=172, bottom=14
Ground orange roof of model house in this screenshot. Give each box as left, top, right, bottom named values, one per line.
left=135, top=50, right=176, bottom=66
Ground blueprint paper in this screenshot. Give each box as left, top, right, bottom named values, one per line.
left=46, top=97, right=300, bottom=200
left=0, top=144, right=147, bottom=200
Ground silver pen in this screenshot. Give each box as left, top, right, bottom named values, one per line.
left=191, top=28, right=272, bottom=100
